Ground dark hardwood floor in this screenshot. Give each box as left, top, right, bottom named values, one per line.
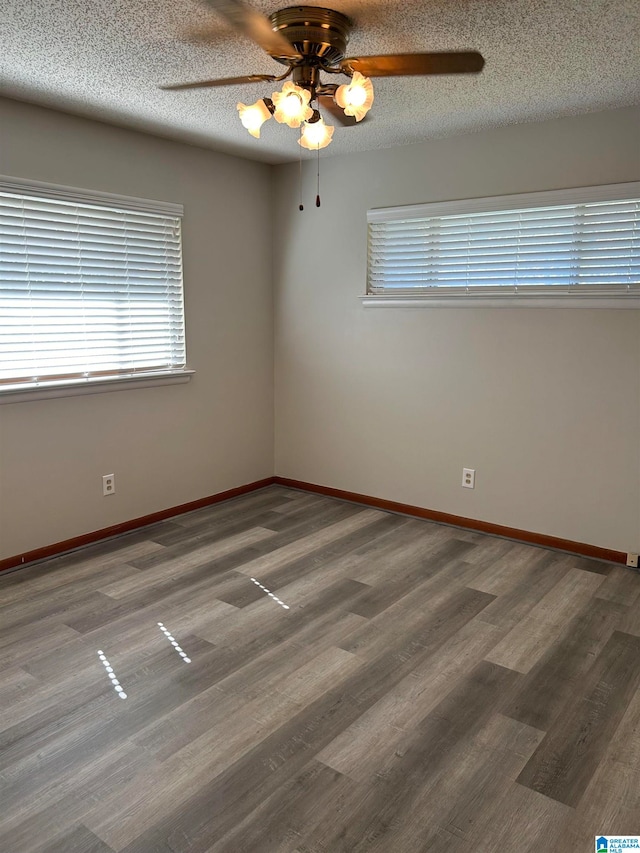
left=1, top=485, right=639, bottom=852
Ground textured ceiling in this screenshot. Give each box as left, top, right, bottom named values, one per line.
left=1, top=0, right=639, bottom=164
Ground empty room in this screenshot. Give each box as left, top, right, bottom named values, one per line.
left=1, top=0, right=639, bottom=850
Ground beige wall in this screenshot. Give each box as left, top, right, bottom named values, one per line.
left=1, top=100, right=639, bottom=560
left=274, top=107, right=640, bottom=553
left=0, top=98, right=274, bottom=559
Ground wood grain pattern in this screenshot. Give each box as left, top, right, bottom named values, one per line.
left=516, top=629, right=640, bottom=807
left=502, top=597, right=625, bottom=731
left=0, top=484, right=638, bottom=853
left=483, top=566, right=605, bottom=672
left=556, top=685, right=640, bottom=849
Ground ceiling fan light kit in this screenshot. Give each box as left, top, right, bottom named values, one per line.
left=163, top=1, right=485, bottom=153
left=232, top=6, right=375, bottom=147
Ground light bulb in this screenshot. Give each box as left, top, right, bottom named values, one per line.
left=298, top=117, right=334, bottom=150
left=282, top=93, right=302, bottom=118
left=348, top=86, right=367, bottom=107
left=335, top=72, right=374, bottom=122
left=272, top=82, right=313, bottom=128
left=237, top=99, right=272, bottom=138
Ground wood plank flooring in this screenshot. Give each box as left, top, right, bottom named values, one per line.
left=1, top=485, right=639, bottom=852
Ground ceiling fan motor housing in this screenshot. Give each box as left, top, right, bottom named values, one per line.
left=269, top=6, right=352, bottom=66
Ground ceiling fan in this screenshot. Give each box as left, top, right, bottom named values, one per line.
left=161, top=0, right=485, bottom=148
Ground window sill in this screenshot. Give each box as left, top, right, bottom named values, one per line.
left=361, top=295, right=640, bottom=309
left=0, top=370, right=195, bottom=404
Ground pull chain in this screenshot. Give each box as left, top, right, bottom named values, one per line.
left=315, top=145, right=321, bottom=207
left=298, top=128, right=304, bottom=211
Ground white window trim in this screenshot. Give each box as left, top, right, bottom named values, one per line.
left=364, top=181, right=640, bottom=307
left=0, top=369, right=195, bottom=405
left=361, top=295, right=640, bottom=308
left=0, top=176, right=192, bottom=400
left=0, top=176, right=183, bottom=217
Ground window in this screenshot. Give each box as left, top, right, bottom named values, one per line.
left=0, top=177, right=188, bottom=398
left=366, top=182, right=640, bottom=306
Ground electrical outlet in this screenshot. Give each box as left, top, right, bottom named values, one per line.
left=102, top=474, right=115, bottom=496
left=462, top=468, right=475, bottom=489
left=627, top=553, right=639, bottom=569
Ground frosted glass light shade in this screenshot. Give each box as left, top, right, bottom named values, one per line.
left=272, top=82, right=313, bottom=128
left=298, top=117, right=334, bottom=150
left=237, top=99, right=272, bottom=138
left=335, top=72, right=374, bottom=121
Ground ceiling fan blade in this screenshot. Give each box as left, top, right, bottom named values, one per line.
left=161, top=74, right=279, bottom=90
left=339, top=51, right=485, bottom=77
left=317, top=95, right=362, bottom=127
left=201, top=0, right=301, bottom=60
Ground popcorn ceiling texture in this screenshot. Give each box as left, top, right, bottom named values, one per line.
left=1, top=0, right=638, bottom=163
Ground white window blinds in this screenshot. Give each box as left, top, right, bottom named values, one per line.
left=367, top=183, right=640, bottom=299
left=0, top=178, right=185, bottom=391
